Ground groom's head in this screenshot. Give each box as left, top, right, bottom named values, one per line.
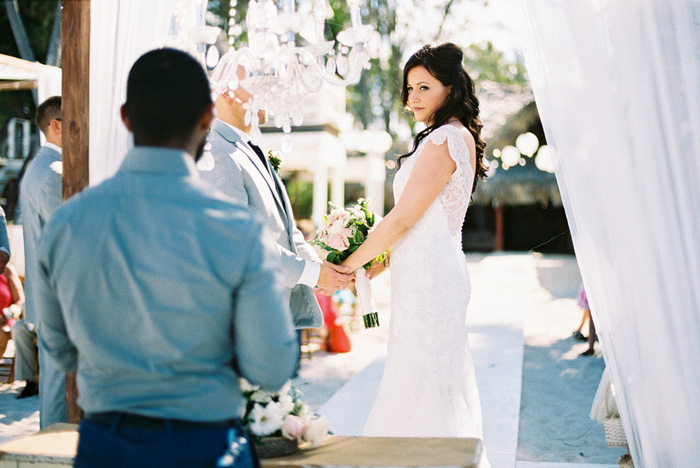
left=121, top=48, right=213, bottom=156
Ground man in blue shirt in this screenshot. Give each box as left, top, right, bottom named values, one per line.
left=35, top=48, right=298, bottom=468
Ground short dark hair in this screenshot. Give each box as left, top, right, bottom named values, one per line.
left=124, top=48, right=212, bottom=146
left=36, top=96, right=62, bottom=136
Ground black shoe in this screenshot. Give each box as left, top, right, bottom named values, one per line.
left=579, top=348, right=595, bottom=357
left=572, top=331, right=587, bottom=341
left=16, top=381, right=39, bottom=399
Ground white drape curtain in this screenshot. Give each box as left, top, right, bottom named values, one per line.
left=516, top=1, right=700, bottom=467
left=89, top=0, right=192, bottom=185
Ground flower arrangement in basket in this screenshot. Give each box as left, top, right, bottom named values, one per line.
left=309, top=198, right=387, bottom=328
left=240, top=378, right=329, bottom=458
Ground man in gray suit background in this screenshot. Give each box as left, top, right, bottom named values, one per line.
left=202, top=63, right=353, bottom=329
left=18, top=95, right=64, bottom=425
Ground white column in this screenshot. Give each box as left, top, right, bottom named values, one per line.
left=330, top=165, right=345, bottom=207
left=365, top=152, right=386, bottom=216
left=8, top=120, right=16, bottom=159
left=22, top=119, right=31, bottom=159
left=312, top=162, right=329, bottom=228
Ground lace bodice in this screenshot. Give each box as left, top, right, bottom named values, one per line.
left=393, top=124, right=474, bottom=242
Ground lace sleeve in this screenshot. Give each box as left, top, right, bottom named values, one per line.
left=423, top=125, right=473, bottom=176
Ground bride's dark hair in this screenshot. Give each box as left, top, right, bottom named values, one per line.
left=398, top=42, right=487, bottom=193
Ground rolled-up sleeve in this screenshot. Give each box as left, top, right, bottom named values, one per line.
left=234, top=222, right=298, bottom=391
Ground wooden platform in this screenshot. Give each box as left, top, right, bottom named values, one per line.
left=0, top=424, right=483, bottom=467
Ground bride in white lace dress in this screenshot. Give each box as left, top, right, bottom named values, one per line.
left=341, top=43, right=491, bottom=466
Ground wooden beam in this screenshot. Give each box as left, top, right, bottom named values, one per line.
left=0, top=80, right=36, bottom=91
left=61, top=0, right=90, bottom=424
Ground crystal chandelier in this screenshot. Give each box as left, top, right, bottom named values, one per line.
left=210, top=0, right=374, bottom=151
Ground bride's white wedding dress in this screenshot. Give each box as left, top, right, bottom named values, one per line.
left=363, top=124, right=489, bottom=461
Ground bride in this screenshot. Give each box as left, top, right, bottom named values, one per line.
left=340, top=42, right=491, bottom=463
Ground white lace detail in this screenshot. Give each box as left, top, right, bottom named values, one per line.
left=393, top=124, right=475, bottom=245
left=363, top=125, right=490, bottom=468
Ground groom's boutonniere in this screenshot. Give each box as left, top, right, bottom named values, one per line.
left=267, top=149, right=282, bottom=174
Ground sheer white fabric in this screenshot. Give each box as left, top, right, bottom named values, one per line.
left=89, top=0, right=205, bottom=185
left=516, top=2, right=700, bottom=466
left=364, top=125, right=490, bottom=467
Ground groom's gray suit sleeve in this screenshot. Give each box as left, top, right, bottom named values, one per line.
left=202, top=129, right=316, bottom=289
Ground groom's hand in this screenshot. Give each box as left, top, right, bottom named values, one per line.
left=316, top=261, right=353, bottom=294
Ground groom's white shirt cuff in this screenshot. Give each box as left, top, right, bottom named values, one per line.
left=299, top=260, right=321, bottom=288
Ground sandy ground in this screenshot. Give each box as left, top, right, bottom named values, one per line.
left=0, top=253, right=625, bottom=466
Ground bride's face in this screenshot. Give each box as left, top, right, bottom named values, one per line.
left=406, top=65, right=451, bottom=125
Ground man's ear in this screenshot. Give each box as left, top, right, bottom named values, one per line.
left=199, top=103, right=215, bottom=132
left=49, top=118, right=61, bottom=136
left=120, top=104, right=132, bottom=131
left=219, top=88, right=234, bottom=103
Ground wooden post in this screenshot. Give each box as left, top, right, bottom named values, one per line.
left=61, top=0, right=90, bottom=424
left=494, top=202, right=504, bottom=251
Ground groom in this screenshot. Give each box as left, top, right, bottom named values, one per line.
left=202, top=63, right=353, bottom=329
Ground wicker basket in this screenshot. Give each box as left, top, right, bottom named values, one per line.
left=603, top=416, right=627, bottom=447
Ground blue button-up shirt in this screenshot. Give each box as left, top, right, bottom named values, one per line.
left=34, top=146, right=298, bottom=421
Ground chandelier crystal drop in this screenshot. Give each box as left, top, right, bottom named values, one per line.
left=211, top=0, right=374, bottom=149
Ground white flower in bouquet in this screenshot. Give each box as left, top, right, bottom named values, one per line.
left=251, top=390, right=272, bottom=404
left=278, top=393, right=295, bottom=413
left=249, top=402, right=285, bottom=436
left=328, top=218, right=346, bottom=235
left=302, top=416, right=330, bottom=447
left=313, top=245, right=330, bottom=261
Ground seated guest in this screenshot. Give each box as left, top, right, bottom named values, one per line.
left=0, top=263, right=34, bottom=398
left=0, top=263, right=25, bottom=354
left=35, top=48, right=299, bottom=468
left=10, top=319, right=38, bottom=398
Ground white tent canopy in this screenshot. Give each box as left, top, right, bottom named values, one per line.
left=517, top=1, right=700, bottom=467
left=0, top=54, right=61, bottom=103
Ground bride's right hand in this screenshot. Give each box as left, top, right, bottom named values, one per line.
left=366, top=259, right=386, bottom=280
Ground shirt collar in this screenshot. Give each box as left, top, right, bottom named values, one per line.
left=217, top=119, right=250, bottom=144
left=118, top=146, right=200, bottom=179
left=44, top=142, right=62, bottom=155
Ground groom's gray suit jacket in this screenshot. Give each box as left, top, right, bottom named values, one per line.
left=201, top=119, right=322, bottom=329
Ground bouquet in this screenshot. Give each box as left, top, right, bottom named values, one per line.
left=239, top=378, right=329, bottom=447
left=309, top=198, right=386, bottom=328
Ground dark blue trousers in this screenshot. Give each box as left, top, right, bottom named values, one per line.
left=74, top=416, right=256, bottom=468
